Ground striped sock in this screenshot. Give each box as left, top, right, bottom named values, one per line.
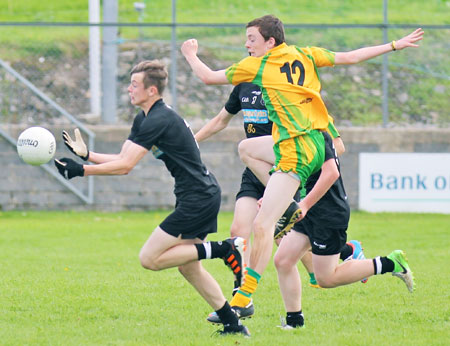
left=230, top=267, right=261, bottom=307
left=373, top=256, right=394, bottom=274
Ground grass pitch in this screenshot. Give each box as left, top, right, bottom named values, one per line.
left=0, top=211, right=449, bottom=345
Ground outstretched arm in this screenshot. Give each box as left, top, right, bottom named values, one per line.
left=181, top=39, right=228, bottom=85
left=195, top=107, right=234, bottom=142
left=335, top=28, right=424, bottom=65
left=61, top=129, right=144, bottom=166
left=55, top=140, right=148, bottom=179
left=88, top=140, right=135, bottom=164
left=83, top=141, right=148, bottom=176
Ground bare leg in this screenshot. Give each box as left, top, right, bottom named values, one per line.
left=300, top=249, right=314, bottom=274
left=250, top=172, right=300, bottom=275
left=230, top=196, right=258, bottom=266
left=274, top=231, right=310, bottom=312
left=139, top=229, right=229, bottom=310
left=178, top=259, right=226, bottom=310
left=238, top=136, right=274, bottom=186
left=139, top=227, right=200, bottom=270
left=313, top=254, right=375, bottom=288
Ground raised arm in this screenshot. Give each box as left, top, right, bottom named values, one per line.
left=334, top=28, right=424, bottom=65
left=195, top=107, right=235, bottom=142
left=181, top=39, right=229, bottom=85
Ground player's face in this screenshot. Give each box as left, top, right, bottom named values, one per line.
left=245, top=26, right=272, bottom=57
left=128, top=72, right=151, bottom=107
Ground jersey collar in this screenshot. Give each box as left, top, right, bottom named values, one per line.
left=145, top=98, right=163, bottom=116
left=266, top=42, right=287, bottom=55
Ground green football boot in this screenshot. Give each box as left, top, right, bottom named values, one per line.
left=387, top=250, right=415, bottom=293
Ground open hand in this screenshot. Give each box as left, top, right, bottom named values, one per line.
left=395, top=28, right=424, bottom=50
left=62, top=128, right=89, bottom=161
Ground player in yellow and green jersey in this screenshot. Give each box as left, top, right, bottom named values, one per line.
left=181, top=14, right=423, bottom=315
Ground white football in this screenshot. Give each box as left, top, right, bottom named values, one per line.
left=17, top=126, right=56, bottom=166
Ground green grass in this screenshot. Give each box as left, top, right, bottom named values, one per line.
left=1, top=211, right=449, bottom=345
left=1, top=0, right=449, bottom=24
left=1, top=0, right=448, bottom=48
left=1, top=0, right=448, bottom=49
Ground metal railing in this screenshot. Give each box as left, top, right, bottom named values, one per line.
left=1, top=21, right=448, bottom=128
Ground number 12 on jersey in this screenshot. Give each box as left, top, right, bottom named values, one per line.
left=280, top=60, right=305, bottom=86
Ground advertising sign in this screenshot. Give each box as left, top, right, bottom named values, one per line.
left=359, top=153, right=450, bottom=213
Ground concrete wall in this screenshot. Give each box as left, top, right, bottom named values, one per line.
left=1, top=125, right=450, bottom=211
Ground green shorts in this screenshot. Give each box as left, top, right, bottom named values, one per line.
left=271, top=130, right=325, bottom=187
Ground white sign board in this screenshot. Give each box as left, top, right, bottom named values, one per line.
left=359, top=153, right=450, bottom=213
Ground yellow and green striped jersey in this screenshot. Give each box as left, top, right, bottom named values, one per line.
left=225, top=43, right=335, bottom=144
left=327, top=115, right=340, bottom=139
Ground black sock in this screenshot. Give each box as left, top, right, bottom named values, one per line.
left=216, top=301, right=239, bottom=325
left=232, top=279, right=240, bottom=296
left=195, top=244, right=206, bottom=260
left=372, top=256, right=395, bottom=274
left=340, top=243, right=353, bottom=261
left=195, top=241, right=231, bottom=260
left=286, top=310, right=304, bottom=327
left=210, top=240, right=231, bottom=258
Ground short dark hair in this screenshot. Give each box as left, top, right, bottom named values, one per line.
left=246, top=15, right=285, bottom=46
left=130, top=60, right=168, bottom=94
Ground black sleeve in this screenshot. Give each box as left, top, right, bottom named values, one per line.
left=224, top=84, right=242, bottom=114
left=131, top=115, right=169, bottom=151
left=323, top=131, right=336, bottom=162
left=128, top=111, right=144, bottom=141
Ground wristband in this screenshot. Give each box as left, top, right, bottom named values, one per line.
left=391, top=40, right=397, bottom=51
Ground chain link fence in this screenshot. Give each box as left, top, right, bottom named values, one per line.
left=0, top=23, right=449, bottom=130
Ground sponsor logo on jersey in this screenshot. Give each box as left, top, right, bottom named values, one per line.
left=300, top=97, right=313, bottom=105
left=242, top=109, right=269, bottom=124
left=151, top=145, right=164, bottom=158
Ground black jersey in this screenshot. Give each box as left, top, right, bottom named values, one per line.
left=128, top=99, right=219, bottom=199
left=304, top=132, right=350, bottom=228
left=225, top=83, right=272, bottom=138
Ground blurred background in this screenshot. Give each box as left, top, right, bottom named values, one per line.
left=0, top=0, right=448, bottom=127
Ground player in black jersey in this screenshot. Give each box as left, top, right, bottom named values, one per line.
left=196, top=83, right=311, bottom=321
left=54, top=60, right=250, bottom=336
left=196, top=83, right=359, bottom=324
left=239, top=133, right=415, bottom=329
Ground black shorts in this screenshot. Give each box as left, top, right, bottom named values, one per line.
left=236, top=167, right=301, bottom=201
left=236, top=168, right=265, bottom=201
left=160, top=190, right=221, bottom=240
left=293, top=217, right=347, bottom=256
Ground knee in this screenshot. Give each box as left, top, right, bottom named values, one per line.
left=314, top=274, right=336, bottom=288
left=229, top=223, right=240, bottom=238
left=139, top=251, right=161, bottom=271
left=253, top=217, right=272, bottom=239
left=274, top=252, right=296, bottom=272
left=230, top=221, right=250, bottom=239
left=252, top=218, right=264, bottom=235
left=238, top=140, right=251, bottom=165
